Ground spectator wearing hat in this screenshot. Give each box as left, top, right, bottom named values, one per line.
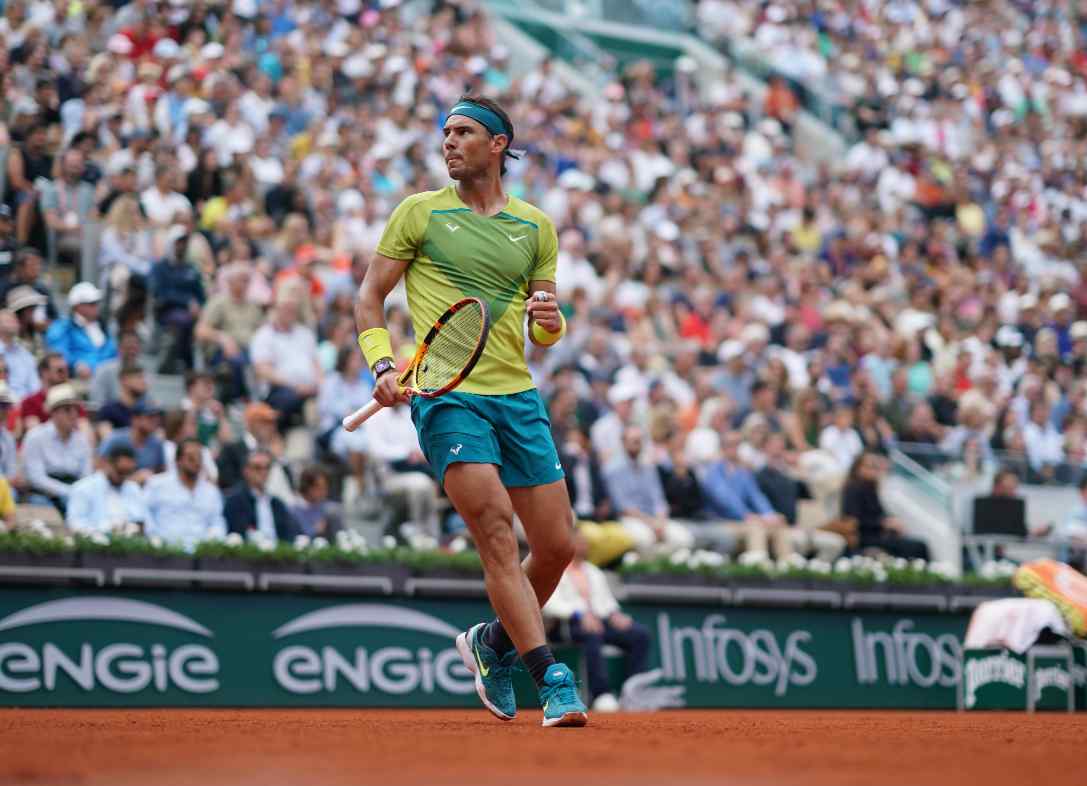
left=66, top=442, right=148, bottom=535
left=45, top=282, right=117, bottom=379
left=0, top=308, right=39, bottom=400
left=713, top=339, right=755, bottom=412
left=250, top=285, right=321, bottom=431
left=1, top=247, right=56, bottom=320
left=21, top=383, right=93, bottom=514
left=145, top=438, right=225, bottom=553
left=224, top=446, right=301, bottom=543
left=5, top=284, right=50, bottom=359
left=19, top=352, right=86, bottom=431
left=590, top=382, right=641, bottom=466
left=98, top=400, right=166, bottom=484
left=149, top=224, right=205, bottom=372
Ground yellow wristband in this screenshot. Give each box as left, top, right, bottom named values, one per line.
left=530, top=312, right=566, bottom=347
left=358, top=327, right=394, bottom=369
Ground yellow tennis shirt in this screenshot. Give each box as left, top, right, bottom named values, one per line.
left=376, top=186, right=558, bottom=395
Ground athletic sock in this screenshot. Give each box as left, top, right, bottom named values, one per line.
left=480, top=618, right=515, bottom=657
left=522, top=645, right=558, bottom=690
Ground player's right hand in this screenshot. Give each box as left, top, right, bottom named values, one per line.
left=373, top=370, right=410, bottom=407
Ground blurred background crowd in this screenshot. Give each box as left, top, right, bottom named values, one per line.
left=1, top=0, right=1086, bottom=574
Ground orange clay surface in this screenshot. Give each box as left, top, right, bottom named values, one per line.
left=1, top=709, right=1085, bottom=786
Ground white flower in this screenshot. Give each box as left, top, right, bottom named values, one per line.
left=382, top=535, right=397, bottom=550
left=61, top=535, right=75, bottom=548
left=739, top=550, right=770, bottom=567
left=621, top=551, right=641, bottom=566
left=893, top=558, right=909, bottom=571
left=293, top=535, right=312, bottom=550
left=448, top=536, right=468, bottom=554
left=929, top=561, right=955, bottom=579
left=203, top=528, right=225, bottom=543
left=225, top=532, right=244, bottom=547
left=808, top=559, right=831, bottom=574
left=669, top=548, right=692, bottom=566
left=787, top=553, right=808, bottom=570
left=312, top=537, right=329, bottom=550
left=149, top=536, right=164, bottom=549
left=123, top=522, right=141, bottom=538
left=90, top=532, right=110, bottom=546
left=872, top=565, right=888, bottom=583
left=979, top=561, right=999, bottom=580
left=257, top=537, right=275, bottom=553
left=910, top=558, right=928, bottom=572
left=834, top=557, right=853, bottom=573
left=335, top=531, right=352, bottom=549
left=697, top=550, right=726, bottom=567
left=774, top=558, right=792, bottom=574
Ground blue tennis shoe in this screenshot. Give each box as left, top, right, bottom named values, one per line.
left=539, top=663, right=589, bottom=727
left=456, top=623, right=518, bottom=721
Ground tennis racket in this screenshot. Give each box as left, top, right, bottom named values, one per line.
left=342, top=296, right=490, bottom=432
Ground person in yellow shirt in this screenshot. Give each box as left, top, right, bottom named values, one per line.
left=0, top=476, right=16, bottom=527
left=353, top=95, right=586, bottom=727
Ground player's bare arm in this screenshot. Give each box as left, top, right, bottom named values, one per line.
left=355, top=253, right=411, bottom=407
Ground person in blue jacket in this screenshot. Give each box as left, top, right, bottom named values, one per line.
left=45, top=282, right=117, bottom=380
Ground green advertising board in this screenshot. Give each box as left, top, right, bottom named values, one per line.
left=0, top=587, right=1063, bottom=709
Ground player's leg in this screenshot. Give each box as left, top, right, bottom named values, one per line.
left=508, top=480, right=575, bottom=609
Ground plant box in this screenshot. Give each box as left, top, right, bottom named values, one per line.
left=122, top=554, right=196, bottom=572
left=413, top=567, right=485, bottom=581
left=623, top=572, right=715, bottom=588
left=0, top=550, right=77, bottom=570
left=195, top=556, right=257, bottom=575
left=78, top=552, right=132, bottom=578
left=307, top=559, right=370, bottom=577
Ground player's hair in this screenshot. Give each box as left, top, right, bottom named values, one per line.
left=457, top=94, right=515, bottom=176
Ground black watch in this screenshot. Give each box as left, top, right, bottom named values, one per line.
left=372, top=357, right=396, bottom=379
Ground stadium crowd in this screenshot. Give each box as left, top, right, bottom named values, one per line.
left=0, top=0, right=1085, bottom=569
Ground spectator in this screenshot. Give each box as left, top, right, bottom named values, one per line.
left=217, top=402, right=294, bottom=502
left=145, top=438, right=225, bottom=552
left=1052, top=477, right=1087, bottom=570
left=250, top=285, right=321, bottom=431
left=2, top=248, right=56, bottom=320
left=292, top=466, right=341, bottom=539
left=66, top=442, right=147, bottom=535
left=6, top=284, right=50, bottom=360
left=40, top=147, right=97, bottom=266
left=842, top=452, right=929, bottom=561
left=591, top=383, right=641, bottom=466
left=699, top=430, right=791, bottom=558
left=182, top=370, right=230, bottom=449
left=542, top=529, right=652, bottom=713
left=149, top=224, right=205, bottom=373
left=604, top=425, right=695, bottom=555
left=818, top=403, right=864, bottom=471
left=356, top=402, right=440, bottom=539
left=19, top=351, right=85, bottom=431
left=94, top=364, right=148, bottom=436
left=559, top=427, right=615, bottom=525
left=0, top=383, right=20, bottom=487
left=21, top=383, right=92, bottom=514
left=162, top=409, right=217, bottom=482
left=89, top=330, right=144, bottom=409
left=45, top=282, right=117, bottom=380
left=195, top=261, right=263, bottom=402
left=224, top=448, right=300, bottom=543
left=98, top=400, right=166, bottom=483
left=0, top=307, right=38, bottom=400
left=1022, top=401, right=1065, bottom=483
left=316, top=345, right=373, bottom=466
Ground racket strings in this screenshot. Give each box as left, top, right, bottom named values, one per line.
left=414, top=303, right=485, bottom=392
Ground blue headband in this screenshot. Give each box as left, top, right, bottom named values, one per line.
left=447, top=101, right=520, bottom=159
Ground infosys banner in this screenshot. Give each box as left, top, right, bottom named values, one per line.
left=0, top=587, right=1053, bottom=709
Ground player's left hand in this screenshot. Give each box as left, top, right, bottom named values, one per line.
left=608, top=612, right=633, bottom=631
left=526, top=290, right=562, bottom=333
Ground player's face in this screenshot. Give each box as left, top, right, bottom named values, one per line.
left=442, top=117, right=501, bottom=180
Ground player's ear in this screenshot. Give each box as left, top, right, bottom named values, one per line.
left=492, top=133, right=509, bottom=156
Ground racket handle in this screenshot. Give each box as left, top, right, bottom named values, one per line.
left=342, top=399, right=384, bottom=432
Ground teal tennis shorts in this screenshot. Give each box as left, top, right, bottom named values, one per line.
left=410, top=389, right=564, bottom=489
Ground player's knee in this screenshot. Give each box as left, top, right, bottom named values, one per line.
left=464, top=501, right=516, bottom=550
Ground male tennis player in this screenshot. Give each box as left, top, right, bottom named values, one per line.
left=354, top=95, right=587, bottom=727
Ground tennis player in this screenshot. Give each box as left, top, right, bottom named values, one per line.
left=354, top=95, right=588, bottom=727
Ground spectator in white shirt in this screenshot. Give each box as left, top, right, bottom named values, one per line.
left=21, top=384, right=93, bottom=514
left=0, top=308, right=39, bottom=400
left=250, top=285, right=322, bottom=431
left=1022, top=401, right=1065, bottom=482
left=542, top=529, right=651, bottom=713
left=67, top=442, right=148, bottom=535
left=354, top=402, right=440, bottom=539
left=819, top=403, right=864, bottom=471
left=140, top=165, right=193, bottom=228
left=145, top=438, right=225, bottom=552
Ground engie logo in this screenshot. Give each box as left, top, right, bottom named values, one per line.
left=0, top=598, right=219, bottom=694
left=271, top=604, right=474, bottom=696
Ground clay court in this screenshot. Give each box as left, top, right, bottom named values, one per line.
left=1, top=709, right=1084, bottom=786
